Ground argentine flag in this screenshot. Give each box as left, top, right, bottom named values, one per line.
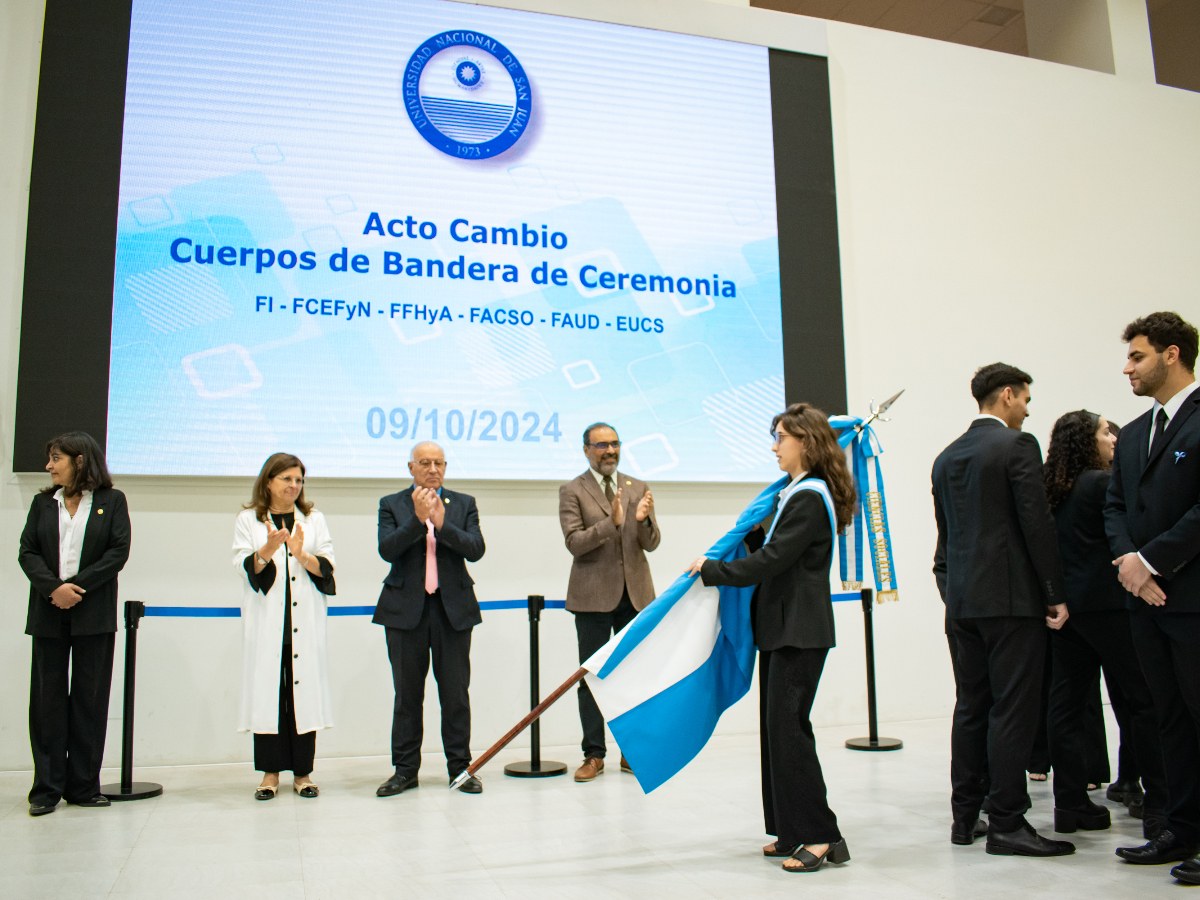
left=583, top=474, right=837, bottom=793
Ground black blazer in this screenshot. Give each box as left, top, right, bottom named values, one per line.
left=1054, top=469, right=1126, bottom=614
left=373, top=485, right=485, bottom=632
left=1104, top=387, right=1200, bottom=613
left=700, top=490, right=835, bottom=652
left=932, top=419, right=1065, bottom=619
left=19, top=488, right=132, bottom=637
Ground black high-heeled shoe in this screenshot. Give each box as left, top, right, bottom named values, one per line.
left=783, top=838, right=850, bottom=872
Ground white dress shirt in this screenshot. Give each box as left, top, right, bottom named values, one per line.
left=973, top=413, right=1009, bottom=428
left=1147, top=380, right=1199, bottom=452
left=590, top=465, right=620, bottom=495
left=1138, top=380, right=1199, bottom=575
left=55, top=489, right=92, bottom=580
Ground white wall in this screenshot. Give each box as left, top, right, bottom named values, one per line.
left=2, top=0, right=1198, bottom=772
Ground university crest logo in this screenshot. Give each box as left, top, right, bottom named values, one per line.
left=403, top=30, right=532, bottom=159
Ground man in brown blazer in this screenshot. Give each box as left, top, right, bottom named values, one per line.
left=559, top=422, right=661, bottom=781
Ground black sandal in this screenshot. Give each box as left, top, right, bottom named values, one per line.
left=763, top=841, right=796, bottom=858
left=783, top=838, right=850, bottom=873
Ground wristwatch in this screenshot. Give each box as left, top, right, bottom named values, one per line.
left=255, top=554, right=268, bottom=566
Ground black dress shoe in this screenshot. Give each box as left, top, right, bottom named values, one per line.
left=1107, top=778, right=1144, bottom=806
left=1116, top=829, right=1197, bottom=864
left=1171, top=855, right=1200, bottom=884
left=1143, top=809, right=1168, bottom=840
left=376, top=773, right=418, bottom=797
left=951, top=817, right=989, bottom=845
left=29, top=803, right=56, bottom=817
left=69, top=795, right=111, bottom=808
left=455, top=775, right=482, bottom=793
left=1054, top=799, right=1111, bottom=833
left=985, top=823, right=1075, bottom=857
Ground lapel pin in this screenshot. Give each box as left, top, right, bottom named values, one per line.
left=97, top=509, right=104, bottom=514
left=626, top=480, right=632, bottom=485
left=444, top=497, right=450, bottom=503
left=1177, top=451, right=1188, bottom=465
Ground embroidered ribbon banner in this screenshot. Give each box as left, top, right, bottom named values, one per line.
left=828, top=415, right=899, bottom=602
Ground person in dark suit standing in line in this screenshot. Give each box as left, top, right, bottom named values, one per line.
left=1104, top=312, right=1200, bottom=878
left=691, top=403, right=856, bottom=873
left=19, top=432, right=131, bottom=816
left=559, top=422, right=659, bottom=782
left=932, top=364, right=1074, bottom=857
left=1043, top=410, right=1167, bottom=836
left=374, top=441, right=486, bottom=796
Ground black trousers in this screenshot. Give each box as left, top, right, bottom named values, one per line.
left=1130, top=612, right=1200, bottom=843
left=948, top=616, right=1045, bottom=833
left=253, top=650, right=316, bottom=776
left=1109, top=674, right=1140, bottom=783
left=1028, top=637, right=1053, bottom=775
left=760, top=646, right=840, bottom=847
left=1048, top=610, right=1167, bottom=810
left=386, top=591, right=472, bottom=778
left=28, top=633, right=115, bottom=806
left=573, top=590, right=637, bottom=759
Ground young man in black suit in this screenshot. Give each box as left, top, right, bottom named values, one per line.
left=933, top=364, right=1073, bottom=857
left=374, top=441, right=486, bottom=796
left=1104, top=312, right=1200, bottom=878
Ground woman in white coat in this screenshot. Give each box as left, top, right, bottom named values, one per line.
left=233, top=453, right=336, bottom=800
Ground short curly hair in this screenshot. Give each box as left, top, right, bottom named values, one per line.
left=1043, top=410, right=1105, bottom=510
left=1122, top=311, right=1198, bottom=373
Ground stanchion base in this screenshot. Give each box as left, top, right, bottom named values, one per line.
left=503, top=760, right=568, bottom=778
left=845, top=737, right=903, bottom=751
left=101, top=782, right=164, bottom=801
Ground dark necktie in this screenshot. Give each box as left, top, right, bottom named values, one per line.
left=1151, top=407, right=1169, bottom=454
left=602, top=475, right=615, bottom=504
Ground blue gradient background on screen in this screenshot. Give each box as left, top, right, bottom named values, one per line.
left=109, top=0, right=784, bottom=480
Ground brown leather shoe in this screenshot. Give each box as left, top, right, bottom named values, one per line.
left=619, top=755, right=633, bottom=774
left=574, top=757, right=604, bottom=782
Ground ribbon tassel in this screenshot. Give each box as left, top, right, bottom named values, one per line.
left=829, top=415, right=899, bottom=603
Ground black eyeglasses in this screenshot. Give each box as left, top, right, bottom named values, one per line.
left=587, top=441, right=621, bottom=450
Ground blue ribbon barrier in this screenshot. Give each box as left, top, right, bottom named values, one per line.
left=143, top=594, right=859, bottom=617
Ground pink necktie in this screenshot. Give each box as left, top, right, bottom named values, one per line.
left=425, top=519, right=438, bottom=594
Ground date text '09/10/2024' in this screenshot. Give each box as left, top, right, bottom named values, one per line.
left=366, top=408, right=562, bottom=443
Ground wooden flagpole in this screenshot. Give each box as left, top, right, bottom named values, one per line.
left=450, top=667, right=588, bottom=790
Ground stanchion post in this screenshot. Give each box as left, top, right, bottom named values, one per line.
left=504, top=596, right=568, bottom=778
left=846, top=588, right=903, bottom=751
left=101, top=601, right=164, bottom=800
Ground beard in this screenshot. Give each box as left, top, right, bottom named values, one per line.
left=1132, top=356, right=1168, bottom=396
left=595, top=456, right=618, bottom=475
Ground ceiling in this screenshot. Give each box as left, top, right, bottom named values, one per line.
left=750, top=0, right=1199, bottom=92
left=750, top=0, right=1029, bottom=56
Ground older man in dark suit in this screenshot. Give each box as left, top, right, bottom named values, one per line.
left=932, top=363, right=1073, bottom=857
left=1105, top=312, right=1200, bottom=878
left=559, top=422, right=660, bottom=781
left=374, top=441, right=485, bottom=796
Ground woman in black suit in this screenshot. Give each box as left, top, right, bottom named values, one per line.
left=1043, top=411, right=1167, bottom=835
left=689, top=402, right=856, bottom=873
left=18, top=432, right=131, bottom=817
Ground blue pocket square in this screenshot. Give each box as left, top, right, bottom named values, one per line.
left=1178, top=451, right=1188, bottom=464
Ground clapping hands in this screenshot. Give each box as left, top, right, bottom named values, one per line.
left=286, top=522, right=306, bottom=559
left=413, top=487, right=445, bottom=529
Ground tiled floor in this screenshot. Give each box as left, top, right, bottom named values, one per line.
left=0, top=716, right=1174, bottom=898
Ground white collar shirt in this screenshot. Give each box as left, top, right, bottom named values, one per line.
left=54, top=488, right=93, bottom=581
left=590, top=466, right=620, bottom=494
left=973, top=413, right=1009, bottom=428
left=1149, top=381, right=1200, bottom=452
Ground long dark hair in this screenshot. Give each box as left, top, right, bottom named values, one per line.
left=770, top=403, right=857, bottom=533
left=42, top=432, right=113, bottom=497
left=1044, top=410, right=1106, bottom=509
left=245, top=453, right=313, bottom=522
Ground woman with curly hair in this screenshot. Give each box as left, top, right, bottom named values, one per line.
left=689, top=403, right=855, bottom=873
left=1043, top=411, right=1167, bottom=836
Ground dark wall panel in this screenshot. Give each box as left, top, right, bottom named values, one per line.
left=13, top=0, right=132, bottom=471
left=769, top=48, right=848, bottom=416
